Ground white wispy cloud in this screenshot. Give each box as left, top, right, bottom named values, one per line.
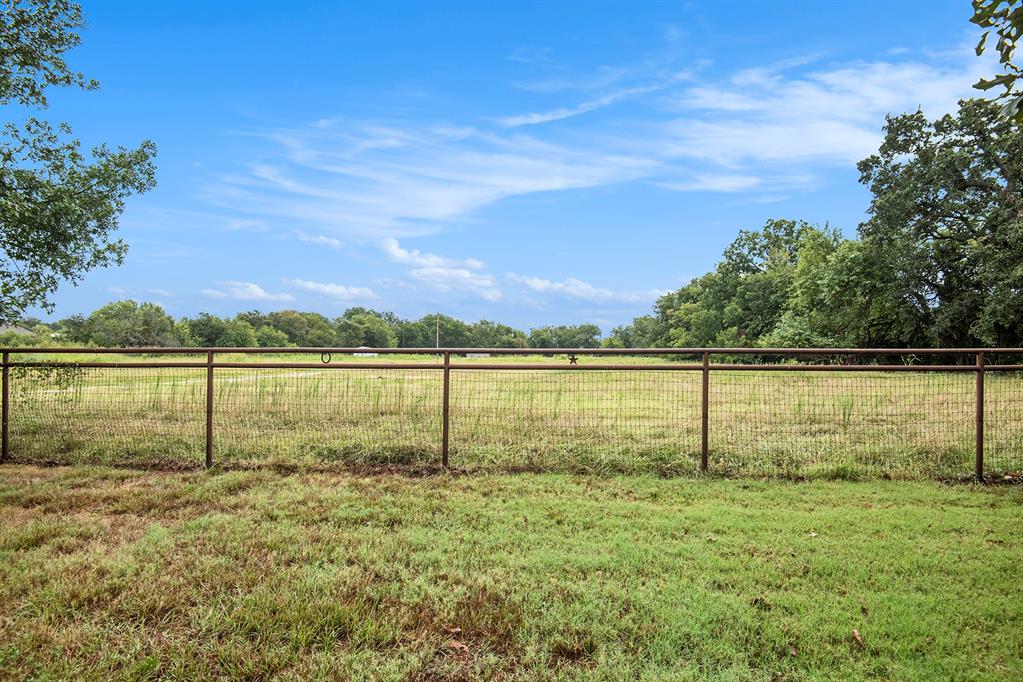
left=381, top=237, right=483, bottom=269
left=204, top=123, right=652, bottom=239
left=508, top=274, right=665, bottom=303
left=665, top=49, right=990, bottom=167
left=410, top=267, right=501, bottom=302
left=498, top=85, right=660, bottom=127
left=285, top=278, right=376, bottom=301
left=658, top=174, right=763, bottom=192
left=200, top=281, right=294, bottom=302
left=294, top=230, right=343, bottom=250
left=144, top=288, right=174, bottom=298
left=198, top=39, right=990, bottom=272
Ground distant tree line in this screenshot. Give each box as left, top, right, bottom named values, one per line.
left=6, top=305, right=605, bottom=350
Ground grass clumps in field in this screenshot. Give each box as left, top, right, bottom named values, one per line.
left=0, top=466, right=1021, bottom=680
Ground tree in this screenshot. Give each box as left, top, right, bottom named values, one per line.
left=857, top=99, right=1023, bottom=346
left=217, top=319, right=257, bottom=347
left=255, top=325, right=290, bottom=348
left=400, top=314, right=472, bottom=348
left=972, top=0, right=1023, bottom=122
left=603, top=315, right=663, bottom=348
left=174, top=319, right=199, bottom=347
left=336, top=313, right=397, bottom=347
left=235, top=310, right=267, bottom=329
left=762, top=231, right=929, bottom=348
left=469, top=320, right=527, bottom=348
left=182, top=313, right=226, bottom=347
left=0, top=0, right=157, bottom=324
left=265, top=310, right=309, bottom=345
left=651, top=219, right=817, bottom=348
left=86, top=300, right=174, bottom=347
left=298, top=312, right=337, bottom=346
left=528, top=324, right=601, bottom=348
left=55, top=313, right=90, bottom=343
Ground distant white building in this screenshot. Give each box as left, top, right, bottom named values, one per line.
left=354, top=346, right=379, bottom=357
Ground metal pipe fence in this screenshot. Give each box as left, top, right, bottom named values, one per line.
left=1, top=347, right=1021, bottom=480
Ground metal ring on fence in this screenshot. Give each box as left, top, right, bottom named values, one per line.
left=320, top=352, right=332, bottom=364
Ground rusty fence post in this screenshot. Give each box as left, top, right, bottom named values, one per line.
left=205, top=350, right=214, bottom=468
left=975, top=352, right=985, bottom=482
left=2, top=351, right=9, bottom=463
left=442, top=351, right=450, bottom=467
left=700, top=351, right=709, bottom=472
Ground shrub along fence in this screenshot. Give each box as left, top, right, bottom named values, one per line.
left=1, top=347, right=1021, bottom=479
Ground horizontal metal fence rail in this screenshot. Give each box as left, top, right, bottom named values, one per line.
left=1, top=347, right=1022, bottom=480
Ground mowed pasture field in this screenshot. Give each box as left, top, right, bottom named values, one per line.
left=0, top=466, right=1021, bottom=680
left=4, top=351, right=1022, bottom=478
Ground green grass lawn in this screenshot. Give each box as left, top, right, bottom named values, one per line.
left=0, top=466, right=1020, bottom=681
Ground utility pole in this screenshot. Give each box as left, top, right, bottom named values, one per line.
left=435, top=316, right=440, bottom=348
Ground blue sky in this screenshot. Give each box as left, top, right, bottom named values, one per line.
left=35, top=0, right=989, bottom=331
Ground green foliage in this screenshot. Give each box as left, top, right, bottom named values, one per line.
left=0, top=0, right=156, bottom=324
left=254, top=325, right=290, bottom=348
left=857, top=99, right=1022, bottom=346
left=297, top=312, right=337, bottom=346
left=217, top=319, right=258, bottom=348
left=173, top=320, right=199, bottom=348
left=85, top=300, right=175, bottom=347
left=335, top=313, right=397, bottom=348
left=972, top=0, right=1023, bottom=122
left=469, top=320, right=528, bottom=348
left=54, top=314, right=89, bottom=343
left=399, top=314, right=473, bottom=348
left=181, top=313, right=226, bottom=347
left=263, top=310, right=337, bottom=346
left=528, top=324, right=601, bottom=348
left=650, top=219, right=818, bottom=348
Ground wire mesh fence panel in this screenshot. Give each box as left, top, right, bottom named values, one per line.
left=2, top=349, right=1021, bottom=479
left=708, top=370, right=977, bottom=478
left=985, top=371, right=1023, bottom=475
left=211, top=368, right=443, bottom=466
left=8, top=365, right=206, bottom=466
left=449, top=369, right=702, bottom=473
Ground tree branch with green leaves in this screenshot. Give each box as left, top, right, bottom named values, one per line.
left=0, top=0, right=156, bottom=325
left=973, top=0, right=1023, bottom=122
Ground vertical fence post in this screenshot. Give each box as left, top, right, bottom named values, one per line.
left=1, top=351, right=9, bottom=463
left=700, top=351, right=709, bottom=472
left=442, top=351, right=450, bottom=468
left=205, top=350, right=214, bottom=468
left=975, top=351, right=985, bottom=482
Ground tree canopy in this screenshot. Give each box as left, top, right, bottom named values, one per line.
left=0, top=0, right=156, bottom=325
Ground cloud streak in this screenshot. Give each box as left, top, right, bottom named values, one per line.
left=204, top=123, right=652, bottom=240
left=381, top=237, right=484, bottom=269
left=200, top=281, right=295, bottom=302
left=410, top=267, right=502, bottom=302
left=508, top=274, right=665, bottom=303
left=285, top=278, right=376, bottom=301
left=295, top=230, right=343, bottom=250
left=497, top=85, right=660, bottom=127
